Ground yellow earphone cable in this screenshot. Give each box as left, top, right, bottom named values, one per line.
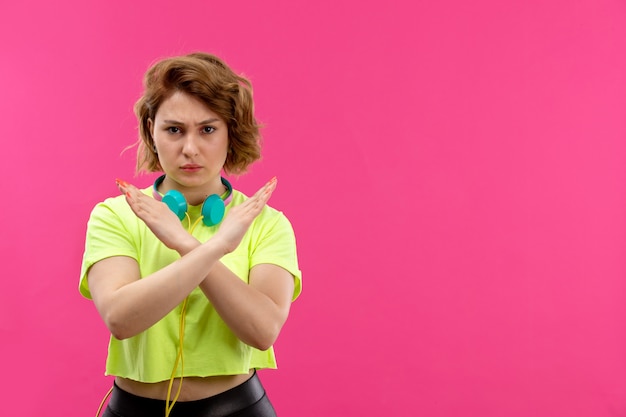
left=189, top=216, right=204, bottom=234
left=164, top=213, right=203, bottom=416
left=165, top=296, right=189, bottom=416
left=95, top=386, right=113, bottom=417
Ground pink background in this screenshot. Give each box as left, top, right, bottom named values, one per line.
left=1, top=0, right=625, bottom=415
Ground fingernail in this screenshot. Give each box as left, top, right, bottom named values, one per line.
left=269, top=176, right=277, bottom=184
left=116, top=178, right=129, bottom=187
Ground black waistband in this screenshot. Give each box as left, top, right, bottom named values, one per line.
left=107, top=373, right=265, bottom=417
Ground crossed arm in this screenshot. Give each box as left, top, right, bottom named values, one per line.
left=87, top=178, right=294, bottom=351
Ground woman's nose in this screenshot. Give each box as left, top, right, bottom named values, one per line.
left=182, top=135, right=199, bottom=156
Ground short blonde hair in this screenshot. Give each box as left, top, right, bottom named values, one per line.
left=134, top=52, right=262, bottom=175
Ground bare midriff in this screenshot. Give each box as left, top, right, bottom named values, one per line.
left=115, top=370, right=254, bottom=402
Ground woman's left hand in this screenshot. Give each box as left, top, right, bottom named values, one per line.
left=212, top=177, right=277, bottom=254
left=116, top=179, right=197, bottom=252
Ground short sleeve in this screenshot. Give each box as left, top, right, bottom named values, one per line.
left=248, top=210, right=302, bottom=301
left=79, top=198, right=139, bottom=299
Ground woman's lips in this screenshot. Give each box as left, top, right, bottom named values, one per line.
left=181, top=165, right=202, bottom=172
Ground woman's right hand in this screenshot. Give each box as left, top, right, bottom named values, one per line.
left=213, top=177, right=277, bottom=254
left=116, top=179, right=198, bottom=253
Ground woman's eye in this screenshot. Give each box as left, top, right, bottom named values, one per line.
left=167, top=126, right=181, bottom=134
left=203, top=126, right=215, bottom=134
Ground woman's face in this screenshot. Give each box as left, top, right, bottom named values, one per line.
left=150, top=91, right=229, bottom=201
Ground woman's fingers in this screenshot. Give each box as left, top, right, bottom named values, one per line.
left=116, top=178, right=139, bottom=203
left=238, top=179, right=275, bottom=221
left=115, top=178, right=190, bottom=250
left=116, top=178, right=170, bottom=225
left=115, top=178, right=132, bottom=192
left=262, top=176, right=277, bottom=200
left=243, top=177, right=277, bottom=212
left=257, top=176, right=277, bottom=199
left=214, top=177, right=277, bottom=253
left=116, top=179, right=146, bottom=214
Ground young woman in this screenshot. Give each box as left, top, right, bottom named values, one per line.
left=79, top=52, right=301, bottom=417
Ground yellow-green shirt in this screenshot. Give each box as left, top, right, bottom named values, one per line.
left=79, top=187, right=301, bottom=382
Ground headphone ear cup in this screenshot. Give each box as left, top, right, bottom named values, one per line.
left=162, top=190, right=188, bottom=220
left=201, top=194, right=226, bottom=226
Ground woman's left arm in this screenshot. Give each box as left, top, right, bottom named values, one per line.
left=171, top=238, right=294, bottom=350
left=174, top=239, right=294, bottom=350
left=198, top=262, right=295, bottom=351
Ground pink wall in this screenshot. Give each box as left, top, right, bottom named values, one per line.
left=1, top=0, right=625, bottom=415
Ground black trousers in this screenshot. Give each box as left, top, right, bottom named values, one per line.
left=103, top=372, right=277, bottom=417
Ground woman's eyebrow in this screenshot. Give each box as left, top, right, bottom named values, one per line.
left=161, top=119, right=184, bottom=125
left=196, top=118, right=221, bottom=125
left=161, top=118, right=221, bottom=125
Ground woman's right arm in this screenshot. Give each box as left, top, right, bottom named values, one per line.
left=87, top=237, right=226, bottom=340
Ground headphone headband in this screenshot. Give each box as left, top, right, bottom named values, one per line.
left=152, top=175, right=233, bottom=226
left=152, top=175, right=233, bottom=204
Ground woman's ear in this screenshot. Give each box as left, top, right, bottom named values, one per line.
left=147, top=119, right=157, bottom=153
left=147, top=118, right=154, bottom=137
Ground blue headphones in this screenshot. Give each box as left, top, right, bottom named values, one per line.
left=152, top=174, right=233, bottom=227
